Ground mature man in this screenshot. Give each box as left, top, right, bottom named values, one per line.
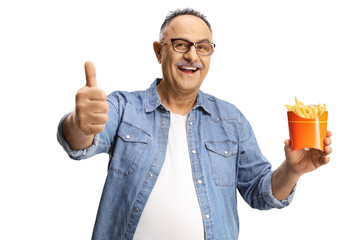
left=58, top=8, right=332, bottom=240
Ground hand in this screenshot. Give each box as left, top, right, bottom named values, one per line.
left=284, top=131, right=333, bottom=176
left=73, top=61, right=109, bottom=136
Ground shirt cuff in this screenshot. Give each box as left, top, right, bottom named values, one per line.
left=57, top=113, right=101, bottom=160
left=261, top=171, right=296, bottom=209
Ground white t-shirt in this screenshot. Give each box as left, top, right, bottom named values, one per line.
left=133, top=113, right=204, bottom=240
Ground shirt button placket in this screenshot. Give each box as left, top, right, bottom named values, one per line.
left=188, top=115, right=212, bottom=235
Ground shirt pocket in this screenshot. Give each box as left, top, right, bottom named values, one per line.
left=110, top=122, right=151, bottom=176
left=205, top=140, right=238, bottom=187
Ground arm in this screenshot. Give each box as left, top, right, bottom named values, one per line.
left=62, top=61, right=109, bottom=150
left=236, top=114, right=279, bottom=210
left=272, top=131, right=333, bottom=200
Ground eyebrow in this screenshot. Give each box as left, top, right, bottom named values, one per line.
left=197, top=38, right=212, bottom=43
left=176, top=37, right=212, bottom=43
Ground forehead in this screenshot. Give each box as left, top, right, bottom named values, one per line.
left=164, top=15, right=212, bottom=42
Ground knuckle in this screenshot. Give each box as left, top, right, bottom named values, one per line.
left=76, top=102, right=90, bottom=114
left=100, top=89, right=107, bottom=100
left=91, top=125, right=105, bottom=134
left=76, top=88, right=86, bottom=100
left=76, top=88, right=92, bottom=101
left=104, top=113, right=108, bottom=123
left=101, top=102, right=109, bottom=112
left=76, top=112, right=87, bottom=121
left=76, top=93, right=88, bottom=107
left=98, top=114, right=108, bottom=124
left=99, top=124, right=106, bottom=132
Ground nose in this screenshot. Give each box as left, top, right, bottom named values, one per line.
left=183, top=45, right=199, bottom=62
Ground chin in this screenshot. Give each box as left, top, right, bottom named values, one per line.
left=178, top=77, right=203, bottom=91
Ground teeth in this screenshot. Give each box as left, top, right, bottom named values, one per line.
left=179, top=66, right=197, bottom=71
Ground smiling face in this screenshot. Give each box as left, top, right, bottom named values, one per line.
left=154, top=15, right=213, bottom=96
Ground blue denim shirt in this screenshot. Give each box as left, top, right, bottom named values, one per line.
left=57, top=78, right=295, bottom=240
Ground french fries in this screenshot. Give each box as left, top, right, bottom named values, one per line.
left=286, top=97, right=326, bottom=119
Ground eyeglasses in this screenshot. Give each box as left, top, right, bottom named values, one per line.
left=161, top=38, right=215, bottom=56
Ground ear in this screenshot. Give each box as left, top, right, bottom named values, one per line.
left=153, top=41, right=162, bottom=64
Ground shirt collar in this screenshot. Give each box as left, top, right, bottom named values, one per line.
left=144, top=78, right=213, bottom=115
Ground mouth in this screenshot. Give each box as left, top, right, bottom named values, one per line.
left=178, top=66, right=199, bottom=74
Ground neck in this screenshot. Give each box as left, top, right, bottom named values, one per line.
left=157, top=79, right=198, bottom=116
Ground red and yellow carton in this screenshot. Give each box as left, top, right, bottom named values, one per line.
left=287, top=110, right=328, bottom=151
left=286, top=98, right=328, bottom=151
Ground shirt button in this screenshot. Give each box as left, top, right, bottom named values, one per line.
left=126, top=135, right=130, bottom=139
left=205, top=214, right=210, bottom=219
left=192, top=150, right=196, bottom=154
left=197, top=180, right=202, bottom=184
left=134, top=208, right=139, bottom=212
left=224, top=151, right=228, bottom=155
left=161, top=121, right=166, bottom=125
left=189, top=121, right=193, bottom=125
left=149, top=173, right=153, bottom=178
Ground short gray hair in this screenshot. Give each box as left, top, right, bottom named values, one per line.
left=159, top=8, right=212, bottom=40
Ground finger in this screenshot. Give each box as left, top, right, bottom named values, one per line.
left=324, top=137, right=332, bottom=146
left=85, top=61, right=97, bottom=87
left=326, top=130, right=332, bottom=137
left=76, top=88, right=106, bottom=105
left=321, top=155, right=330, bottom=165
left=89, top=124, right=106, bottom=135
left=79, top=101, right=108, bottom=113
left=323, top=146, right=332, bottom=155
left=87, top=88, right=107, bottom=101
left=89, top=113, right=108, bottom=124
left=91, top=101, right=109, bottom=113
left=77, top=101, right=109, bottom=117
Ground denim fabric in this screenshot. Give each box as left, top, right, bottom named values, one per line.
left=57, top=78, right=295, bottom=240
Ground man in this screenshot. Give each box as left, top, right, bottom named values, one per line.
left=57, top=8, right=332, bottom=240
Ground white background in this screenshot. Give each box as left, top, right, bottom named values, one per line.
left=1, top=0, right=359, bottom=239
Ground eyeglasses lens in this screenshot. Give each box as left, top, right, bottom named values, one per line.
left=172, top=39, right=213, bottom=56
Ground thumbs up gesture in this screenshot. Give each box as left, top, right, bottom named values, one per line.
left=74, top=61, right=109, bottom=136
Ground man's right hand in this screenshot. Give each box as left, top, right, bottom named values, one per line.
left=62, top=61, right=109, bottom=150
left=74, top=61, right=109, bottom=135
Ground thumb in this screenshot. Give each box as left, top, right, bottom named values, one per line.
left=284, top=139, right=292, bottom=154
left=84, top=61, right=98, bottom=87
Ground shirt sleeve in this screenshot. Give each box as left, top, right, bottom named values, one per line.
left=56, top=93, right=121, bottom=160
left=236, top=113, right=296, bottom=210
left=258, top=171, right=296, bottom=209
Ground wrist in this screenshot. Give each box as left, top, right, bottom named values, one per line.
left=284, top=159, right=303, bottom=178
left=67, top=111, right=87, bottom=136
left=272, top=161, right=300, bottom=201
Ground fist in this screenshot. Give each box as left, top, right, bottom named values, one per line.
left=74, top=61, right=109, bottom=135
